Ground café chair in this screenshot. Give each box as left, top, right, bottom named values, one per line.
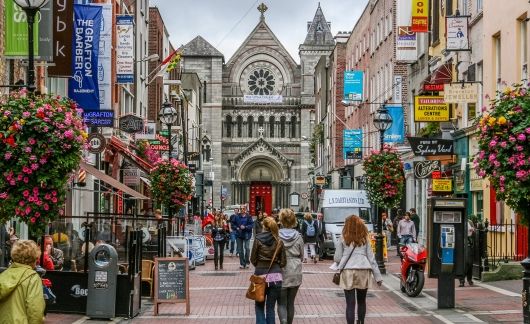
left=141, top=260, right=155, bottom=297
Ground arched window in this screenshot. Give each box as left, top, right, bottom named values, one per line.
left=247, top=116, right=254, bottom=137
left=280, top=116, right=286, bottom=138
left=237, top=116, right=243, bottom=137
left=290, top=116, right=297, bottom=138
left=269, top=116, right=275, bottom=137
left=225, top=115, right=232, bottom=137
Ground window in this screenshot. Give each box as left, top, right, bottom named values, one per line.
left=225, top=115, right=232, bottom=137
left=431, top=0, right=440, bottom=45
left=269, top=116, right=275, bottom=137
left=520, top=19, right=528, bottom=81
left=290, top=116, right=297, bottom=138
left=237, top=116, right=243, bottom=138
left=461, top=0, right=469, bottom=16
left=247, top=116, right=254, bottom=137
left=280, top=116, right=286, bottom=138
left=477, top=0, right=483, bottom=12
left=468, top=103, right=476, bottom=121
left=493, top=34, right=502, bottom=90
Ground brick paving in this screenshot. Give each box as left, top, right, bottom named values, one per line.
left=45, top=249, right=524, bottom=323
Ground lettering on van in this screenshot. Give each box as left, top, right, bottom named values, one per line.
left=328, top=197, right=365, bottom=205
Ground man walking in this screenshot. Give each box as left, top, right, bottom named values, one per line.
left=397, top=212, right=416, bottom=246
left=409, top=208, right=420, bottom=239
left=315, top=213, right=326, bottom=260
left=228, top=208, right=239, bottom=256
left=233, top=206, right=253, bottom=268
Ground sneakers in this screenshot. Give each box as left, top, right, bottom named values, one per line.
left=313, top=258, right=317, bottom=264
left=303, top=259, right=307, bottom=263
left=239, top=265, right=245, bottom=269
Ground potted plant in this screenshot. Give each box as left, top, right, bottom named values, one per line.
left=149, top=158, right=193, bottom=212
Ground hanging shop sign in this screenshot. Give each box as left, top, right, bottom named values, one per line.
left=414, top=96, right=449, bottom=122
left=386, top=106, right=405, bottom=143
left=443, top=83, right=478, bottom=103
left=83, top=110, right=114, bottom=127
left=315, top=176, right=326, bottom=186
left=423, top=84, right=444, bottom=92
left=95, top=3, right=113, bottom=111
left=343, top=70, right=364, bottom=102
left=446, top=16, right=470, bottom=51
left=4, top=0, right=39, bottom=56
left=413, top=160, right=441, bottom=179
left=408, top=137, right=454, bottom=156
left=148, top=134, right=170, bottom=151
left=395, top=0, right=416, bottom=62
left=411, top=0, right=429, bottom=33
left=87, top=133, right=106, bottom=154
left=116, top=15, right=134, bottom=84
left=119, top=115, right=144, bottom=134
left=343, top=129, right=363, bottom=159
left=432, top=179, right=452, bottom=192
left=49, top=0, right=73, bottom=76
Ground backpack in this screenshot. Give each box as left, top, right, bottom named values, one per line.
left=304, top=220, right=316, bottom=237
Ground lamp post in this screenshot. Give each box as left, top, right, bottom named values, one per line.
left=14, top=0, right=49, bottom=94
left=372, top=105, right=393, bottom=274
left=159, top=99, right=178, bottom=234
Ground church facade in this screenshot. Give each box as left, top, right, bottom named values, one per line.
left=180, top=4, right=335, bottom=215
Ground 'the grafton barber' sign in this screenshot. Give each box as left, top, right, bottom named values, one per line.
left=408, top=137, right=454, bottom=156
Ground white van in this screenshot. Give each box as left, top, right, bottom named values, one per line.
left=320, top=190, right=372, bottom=256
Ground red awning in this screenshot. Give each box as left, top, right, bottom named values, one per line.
left=107, top=136, right=154, bottom=174
left=423, top=63, right=453, bottom=86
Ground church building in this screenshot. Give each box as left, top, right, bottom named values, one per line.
left=180, top=3, right=335, bottom=215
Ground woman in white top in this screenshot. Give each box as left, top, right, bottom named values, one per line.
left=334, top=215, right=383, bottom=324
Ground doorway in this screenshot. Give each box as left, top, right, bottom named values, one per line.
left=250, top=182, right=272, bottom=216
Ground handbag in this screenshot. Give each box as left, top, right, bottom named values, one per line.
left=332, top=244, right=356, bottom=285
left=245, top=240, right=282, bottom=302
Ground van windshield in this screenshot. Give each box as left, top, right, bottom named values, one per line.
left=324, top=208, right=371, bottom=224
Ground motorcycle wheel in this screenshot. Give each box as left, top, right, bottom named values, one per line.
left=400, top=280, right=406, bottom=293
left=405, top=270, right=425, bottom=297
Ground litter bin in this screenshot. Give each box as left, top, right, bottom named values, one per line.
left=86, top=243, right=118, bottom=319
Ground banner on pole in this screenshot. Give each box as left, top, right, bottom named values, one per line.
left=4, top=0, right=39, bottom=56
left=116, top=15, right=135, bottom=83
left=344, top=71, right=364, bottom=102
left=49, top=0, right=74, bottom=76
left=343, top=129, right=363, bottom=160
left=385, top=106, right=405, bottom=143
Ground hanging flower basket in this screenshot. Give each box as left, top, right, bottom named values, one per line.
left=0, top=91, right=88, bottom=235
left=149, top=158, right=193, bottom=211
left=474, top=83, right=530, bottom=217
left=362, top=145, right=405, bottom=209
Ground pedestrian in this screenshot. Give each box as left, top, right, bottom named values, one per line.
left=409, top=208, right=420, bottom=239
left=229, top=208, right=239, bottom=257
left=254, top=211, right=265, bottom=236
left=278, top=209, right=304, bottom=324
left=44, top=236, right=64, bottom=271
left=154, top=209, right=164, bottom=226
left=334, top=215, right=382, bottom=324
left=382, top=212, right=393, bottom=249
left=234, top=206, right=254, bottom=269
left=301, top=213, right=317, bottom=263
left=315, top=213, right=326, bottom=261
left=211, top=213, right=228, bottom=270
left=392, top=209, right=404, bottom=255
left=459, top=219, right=475, bottom=287
left=397, top=212, right=416, bottom=246
left=250, top=217, right=287, bottom=324
left=0, top=240, right=45, bottom=323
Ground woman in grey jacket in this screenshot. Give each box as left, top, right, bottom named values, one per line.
left=277, top=209, right=304, bottom=324
left=334, top=215, right=383, bottom=324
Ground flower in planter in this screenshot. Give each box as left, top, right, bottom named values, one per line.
left=0, top=90, right=87, bottom=235
left=149, top=158, right=193, bottom=212
left=362, top=145, right=405, bottom=209
left=474, top=83, right=530, bottom=217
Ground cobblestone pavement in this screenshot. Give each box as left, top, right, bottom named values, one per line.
left=46, top=249, right=523, bottom=323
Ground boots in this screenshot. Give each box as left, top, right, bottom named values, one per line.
left=356, top=320, right=364, bottom=324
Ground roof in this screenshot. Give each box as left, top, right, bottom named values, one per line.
left=180, top=36, right=224, bottom=58
left=302, top=4, right=335, bottom=46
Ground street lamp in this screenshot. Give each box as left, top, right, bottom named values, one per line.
left=159, top=99, right=178, bottom=234
left=372, top=105, right=393, bottom=274
left=14, top=0, right=49, bottom=94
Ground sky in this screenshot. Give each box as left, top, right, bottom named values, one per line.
left=149, top=0, right=369, bottom=63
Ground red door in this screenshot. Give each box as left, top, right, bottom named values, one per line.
left=250, top=182, right=272, bottom=216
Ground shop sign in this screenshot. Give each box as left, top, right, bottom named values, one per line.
left=87, top=133, right=106, bottom=154
left=414, top=96, right=449, bottom=122
left=411, top=0, right=429, bottom=33
left=469, top=168, right=483, bottom=191
left=116, top=15, right=134, bottom=83
left=413, top=160, right=440, bottom=179
left=148, top=133, right=169, bottom=151
left=119, top=114, right=144, bottom=134
left=432, top=179, right=452, bottom=192
left=343, top=70, right=364, bottom=102
left=83, top=109, right=114, bottom=127
left=423, top=84, right=444, bottom=92
left=446, top=16, right=470, bottom=51
left=315, top=176, right=326, bottom=185
left=408, top=137, right=454, bottom=156
left=454, top=170, right=465, bottom=192
left=123, top=168, right=139, bottom=186
left=444, top=83, right=478, bottom=103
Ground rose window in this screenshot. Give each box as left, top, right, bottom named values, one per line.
left=247, top=69, right=275, bottom=95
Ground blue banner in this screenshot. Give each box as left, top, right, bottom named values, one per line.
left=344, top=70, right=364, bottom=102
left=68, top=4, right=102, bottom=111
left=343, top=129, right=363, bottom=159
left=385, top=106, right=405, bottom=143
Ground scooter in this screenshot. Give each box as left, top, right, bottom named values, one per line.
left=399, top=242, right=427, bottom=297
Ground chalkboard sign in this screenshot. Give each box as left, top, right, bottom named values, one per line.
left=154, top=257, right=189, bottom=316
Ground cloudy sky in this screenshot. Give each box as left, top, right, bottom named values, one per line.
left=149, top=0, right=369, bottom=63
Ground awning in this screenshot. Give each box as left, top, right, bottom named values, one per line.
left=422, top=63, right=453, bottom=86
left=140, top=176, right=151, bottom=187
left=80, top=161, right=150, bottom=200
left=108, top=136, right=154, bottom=174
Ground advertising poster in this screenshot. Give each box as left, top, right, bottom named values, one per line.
left=116, top=15, right=135, bottom=83
left=395, top=0, right=417, bottom=61
left=446, top=16, right=470, bottom=51
left=385, top=106, right=404, bottom=143
left=344, top=70, right=364, bottom=102
left=343, top=129, right=363, bottom=160
left=411, top=0, right=429, bottom=33
left=414, top=96, right=449, bottom=122
left=95, top=3, right=112, bottom=111
left=4, top=0, right=39, bottom=56
left=68, top=4, right=102, bottom=110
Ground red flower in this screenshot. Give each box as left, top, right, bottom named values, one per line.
left=5, top=135, right=16, bottom=147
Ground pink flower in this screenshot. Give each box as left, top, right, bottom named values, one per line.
left=517, top=145, right=524, bottom=152
left=22, top=111, right=30, bottom=118
left=0, top=192, right=7, bottom=199
left=30, top=217, right=36, bottom=223
left=526, top=128, right=530, bottom=135
left=43, top=204, right=49, bottom=211
left=500, top=141, right=507, bottom=148
left=25, top=206, right=31, bottom=215
left=489, top=140, right=497, bottom=148
left=39, top=158, right=47, bottom=165
left=23, top=177, right=29, bottom=183
left=31, top=163, right=39, bottom=170
left=518, top=133, right=526, bottom=141
left=19, top=201, right=25, bottom=207
left=516, top=170, right=528, bottom=179
left=52, top=191, right=57, bottom=196
left=64, top=129, right=74, bottom=139
left=4, top=152, right=12, bottom=160
left=51, top=197, right=58, bottom=203
left=35, top=212, right=40, bottom=218
left=22, top=190, right=30, bottom=197
left=488, top=153, right=497, bottom=162
left=28, top=138, right=36, bottom=145
left=24, top=146, right=32, bottom=153
left=509, top=136, right=516, bottom=142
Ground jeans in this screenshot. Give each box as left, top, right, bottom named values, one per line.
left=278, top=286, right=299, bottom=324
left=399, top=235, right=413, bottom=245
left=229, top=232, right=236, bottom=253
left=303, top=243, right=316, bottom=260
left=255, top=284, right=281, bottom=324
left=345, top=288, right=368, bottom=324
left=213, top=239, right=225, bottom=268
left=236, top=237, right=250, bottom=267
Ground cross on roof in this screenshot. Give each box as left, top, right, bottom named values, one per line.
left=258, top=126, right=264, bottom=137
left=258, top=3, right=268, bottom=20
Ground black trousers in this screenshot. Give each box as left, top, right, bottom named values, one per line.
left=213, top=239, right=225, bottom=268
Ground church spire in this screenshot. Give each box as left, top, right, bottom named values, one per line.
left=302, top=4, right=334, bottom=46
left=257, top=2, right=268, bottom=21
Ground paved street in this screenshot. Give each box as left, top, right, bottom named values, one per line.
left=46, top=249, right=523, bottom=324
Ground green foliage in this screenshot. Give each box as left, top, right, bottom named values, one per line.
left=309, top=123, right=323, bottom=165
left=417, top=122, right=441, bottom=137
left=149, top=159, right=193, bottom=211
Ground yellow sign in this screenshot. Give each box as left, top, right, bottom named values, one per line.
left=444, top=83, right=478, bottom=103
left=414, top=96, right=449, bottom=122
left=411, top=0, right=429, bottom=32
left=433, top=179, right=452, bottom=192
left=315, top=176, right=326, bottom=185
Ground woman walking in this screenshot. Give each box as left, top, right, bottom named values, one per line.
left=211, top=212, right=228, bottom=270
left=250, top=217, right=287, bottom=324
left=334, top=215, right=383, bottom=324
left=301, top=213, right=317, bottom=263
left=277, top=209, right=304, bottom=324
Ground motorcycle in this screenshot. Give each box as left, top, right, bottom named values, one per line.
left=399, top=242, right=427, bottom=297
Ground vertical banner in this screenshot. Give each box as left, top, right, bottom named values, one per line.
left=343, top=70, right=364, bottom=102
left=68, top=4, right=102, bottom=110
left=116, top=15, right=135, bottom=83
left=385, top=106, right=405, bottom=143
left=446, top=16, right=470, bottom=51
left=49, top=0, right=74, bottom=76
left=38, top=0, right=53, bottom=61
left=4, top=0, right=39, bottom=56
left=411, top=0, right=429, bottom=33
left=343, top=129, right=363, bottom=160
left=95, top=4, right=112, bottom=111
left=395, top=0, right=417, bottom=61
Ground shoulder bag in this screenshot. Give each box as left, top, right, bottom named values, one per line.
left=332, top=244, right=356, bottom=285
left=245, top=240, right=282, bottom=302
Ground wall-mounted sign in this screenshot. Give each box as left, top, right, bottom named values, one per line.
left=83, top=110, right=114, bottom=127
left=386, top=106, right=405, bottom=143
left=423, top=84, right=444, bottom=92
left=446, top=16, right=470, bottom=51
left=290, top=192, right=300, bottom=207
left=343, top=129, right=363, bottom=159
left=344, top=70, right=364, bottom=101
left=414, top=96, right=449, bottom=122
left=315, top=176, right=326, bottom=186
left=49, top=0, right=73, bottom=76
left=116, top=15, right=134, bottom=84
left=411, top=0, right=429, bottom=33
left=443, top=83, right=478, bottom=103
left=119, top=114, right=144, bottom=134
left=148, top=133, right=170, bottom=151
left=432, top=179, right=452, bottom=192
left=413, top=160, right=441, bottom=179
left=243, top=95, right=283, bottom=104
left=395, top=0, right=417, bottom=61
left=408, top=137, right=454, bottom=156
left=87, top=133, right=106, bottom=154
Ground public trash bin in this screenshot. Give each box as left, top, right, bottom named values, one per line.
left=86, top=243, right=118, bottom=319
